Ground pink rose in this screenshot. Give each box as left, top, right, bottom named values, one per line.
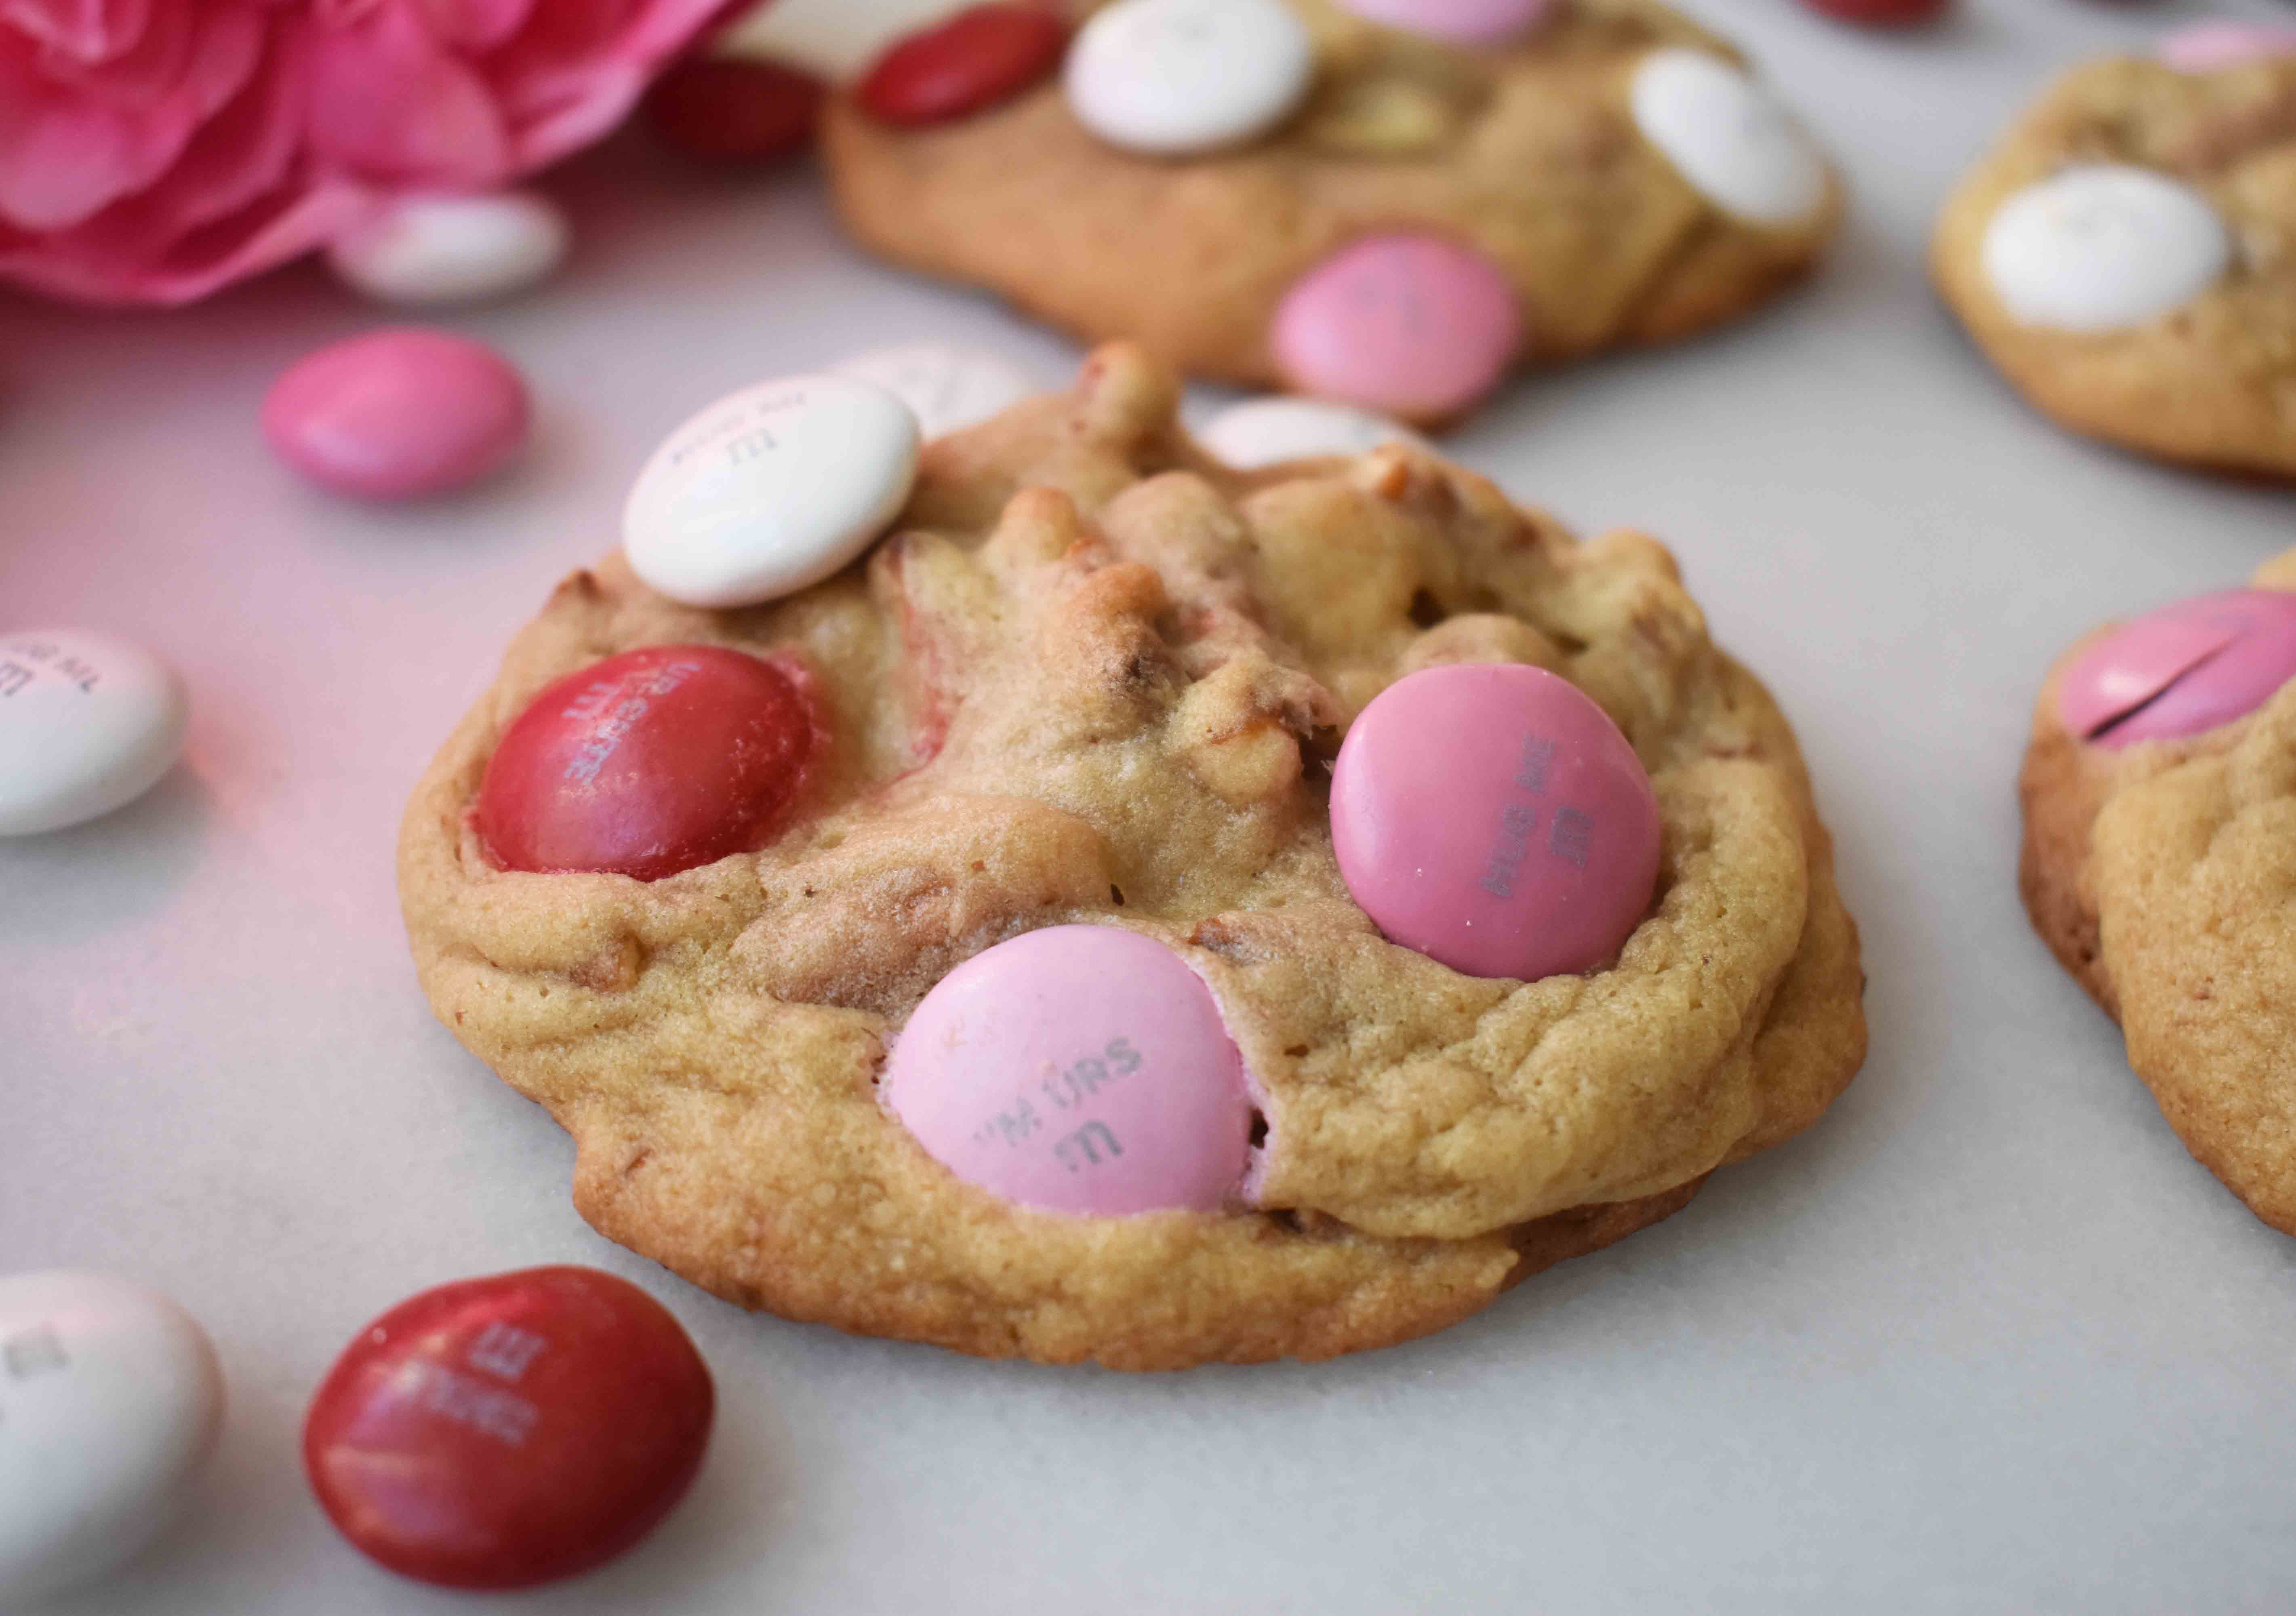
left=0, top=0, right=726, bottom=305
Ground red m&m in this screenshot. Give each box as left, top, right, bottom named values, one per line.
left=1798, top=0, right=1948, bottom=27
left=644, top=56, right=826, bottom=162
left=303, top=1267, right=713, bottom=1591
left=475, top=644, right=823, bottom=881
left=1329, top=664, right=1660, bottom=981
left=857, top=4, right=1069, bottom=126
left=2057, top=589, right=2296, bottom=748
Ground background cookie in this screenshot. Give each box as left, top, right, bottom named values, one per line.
left=399, top=346, right=1866, bottom=1368
left=816, top=0, right=1843, bottom=423
left=1933, top=50, right=2296, bottom=479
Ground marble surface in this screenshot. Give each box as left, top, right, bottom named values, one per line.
left=6, top=2, right=2296, bottom=1609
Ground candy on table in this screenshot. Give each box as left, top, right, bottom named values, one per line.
left=1064, top=0, right=1316, bottom=156
left=644, top=55, right=827, bottom=161
left=1329, top=663, right=1661, bottom=981
left=2058, top=589, right=2296, bottom=748
left=1629, top=49, right=1829, bottom=227
left=623, top=373, right=920, bottom=608
left=1330, top=0, right=1556, bottom=45
left=304, top=1267, right=713, bottom=1591
left=262, top=327, right=530, bottom=500
left=883, top=926, right=1259, bottom=1215
left=1797, top=0, right=1949, bottom=27
left=0, top=1272, right=224, bottom=1605
left=831, top=341, right=1036, bottom=438
left=1270, top=234, right=1521, bottom=421
left=857, top=4, right=1069, bottom=125
left=324, top=191, right=569, bottom=307
left=2158, top=19, right=2296, bottom=72
left=711, top=0, right=967, bottom=80
left=0, top=629, right=188, bottom=836
left=1978, top=165, right=2230, bottom=333
left=1195, top=396, right=1432, bottom=468
left=476, top=644, right=824, bottom=880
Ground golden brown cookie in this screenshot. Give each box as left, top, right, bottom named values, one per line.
left=2021, top=548, right=2296, bottom=1234
left=1932, top=55, right=2296, bottom=479
left=816, top=0, right=1842, bottom=423
left=398, top=344, right=1866, bottom=1368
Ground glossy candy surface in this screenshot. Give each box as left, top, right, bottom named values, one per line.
left=0, top=628, right=188, bottom=835
left=0, top=1272, right=224, bottom=1604
left=1064, top=0, right=1314, bottom=155
left=622, top=374, right=920, bottom=608
left=325, top=191, right=568, bottom=306
left=2158, top=20, right=2296, bottom=72
left=262, top=328, right=530, bottom=499
left=2058, top=589, right=2296, bottom=747
left=1629, top=50, right=1827, bottom=226
left=1330, top=663, right=1660, bottom=981
left=1980, top=165, right=2229, bottom=332
left=1197, top=396, right=1431, bottom=468
left=1799, top=0, right=1948, bottom=27
left=833, top=341, right=1035, bottom=438
left=645, top=56, right=825, bottom=160
left=883, top=926, right=1258, bottom=1215
left=303, top=1266, right=713, bottom=1591
left=475, top=645, right=822, bottom=880
left=858, top=4, right=1068, bottom=125
left=1331, top=0, right=1554, bottom=43
left=1270, top=234, right=1520, bottom=419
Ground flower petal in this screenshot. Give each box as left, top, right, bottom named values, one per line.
left=304, top=0, right=510, bottom=183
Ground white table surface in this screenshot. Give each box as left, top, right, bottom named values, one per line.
left=7, top=2, right=2296, bottom=1610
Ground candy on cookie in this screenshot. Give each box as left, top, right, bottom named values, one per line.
left=2021, top=553, right=2296, bottom=1233
left=817, top=0, right=1843, bottom=424
left=398, top=344, right=1866, bottom=1368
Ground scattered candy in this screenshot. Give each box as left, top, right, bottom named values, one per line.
left=1330, top=0, right=1555, bottom=45
left=1064, top=0, right=1315, bottom=156
left=0, top=629, right=188, bottom=836
left=623, top=374, right=919, bottom=608
left=0, top=1272, right=223, bottom=1604
left=263, top=328, right=530, bottom=500
left=1270, top=234, right=1521, bottom=420
left=1330, top=663, right=1660, bottom=981
left=2158, top=20, right=2296, bottom=73
left=644, top=56, right=826, bottom=161
left=711, top=0, right=964, bottom=80
left=884, top=926, right=1257, bottom=1215
left=1980, top=164, right=2229, bottom=333
left=2059, top=589, right=2296, bottom=747
left=832, top=341, right=1035, bottom=438
left=1629, top=49, right=1827, bottom=227
left=324, top=192, right=569, bottom=307
left=1197, top=396, right=1432, bottom=468
left=476, top=645, right=822, bottom=881
left=1798, top=0, right=1948, bottom=27
left=858, top=4, right=1069, bottom=125
left=304, top=1267, right=713, bottom=1591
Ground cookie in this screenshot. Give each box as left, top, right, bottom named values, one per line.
left=1932, top=51, right=2296, bottom=478
left=2020, top=549, right=2296, bottom=1233
left=809, top=0, right=1842, bottom=423
left=398, top=344, right=1867, bottom=1368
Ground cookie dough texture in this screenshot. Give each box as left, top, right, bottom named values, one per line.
left=400, top=345, right=1866, bottom=1368
left=2022, top=549, right=2296, bottom=1234
left=1934, top=57, right=2296, bottom=478
left=819, top=0, right=1841, bottom=414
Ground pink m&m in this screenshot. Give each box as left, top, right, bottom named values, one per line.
left=883, top=926, right=1256, bottom=1216
left=1271, top=234, right=1521, bottom=421
left=2159, top=21, right=2296, bottom=73
left=2057, top=588, right=2296, bottom=748
left=1332, top=0, right=1555, bottom=45
left=1330, top=663, right=1660, bottom=981
left=263, top=328, right=528, bottom=500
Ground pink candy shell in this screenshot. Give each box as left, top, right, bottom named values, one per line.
left=882, top=926, right=1257, bottom=1217
left=1330, top=0, right=1556, bottom=45
left=1330, top=663, right=1660, bottom=982
left=2158, top=21, right=2296, bottom=74
left=262, top=327, right=530, bottom=500
left=2058, top=589, right=2296, bottom=748
left=1270, top=234, right=1523, bottom=421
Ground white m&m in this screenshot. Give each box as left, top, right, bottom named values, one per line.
left=0, top=1272, right=224, bottom=1603
left=1981, top=165, right=2231, bottom=334
left=0, top=629, right=187, bottom=836
left=1629, top=49, right=1827, bottom=227
left=1197, top=396, right=1431, bottom=468
left=1065, top=0, right=1315, bottom=156
left=833, top=342, right=1035, bottom=440
left=623, top=375, right=921, bottom=609
left=326, top=191, right=570, bottom=307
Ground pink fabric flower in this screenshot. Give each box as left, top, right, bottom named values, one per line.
left=0, top=0, right=726, bottom=304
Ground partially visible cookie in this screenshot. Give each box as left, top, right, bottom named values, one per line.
left=2021, top=549, right=2296, bottom=1232
left=812, top=0, right=1841, bottom=423
left=1932, top=44, right=2296, bottom=478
